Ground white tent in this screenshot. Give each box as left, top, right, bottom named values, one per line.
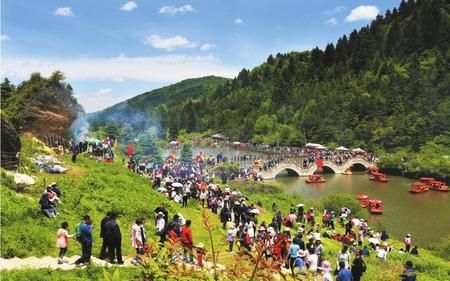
left=352, top=148, right=365, bottom=153
left=316, top=145, right=327, bottom=150
left=305, top=143, right=320, bottom=148
left=336, top=146, right=349, bottom=151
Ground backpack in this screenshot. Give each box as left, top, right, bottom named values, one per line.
left=75, top=223, right=82, bottom=242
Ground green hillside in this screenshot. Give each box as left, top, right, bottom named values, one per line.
left=89, top=76, right=229, bottom=134
left=162, top=0, right=449, bottom=150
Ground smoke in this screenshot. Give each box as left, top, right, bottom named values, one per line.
left=69, top=112, right=90, bottom=142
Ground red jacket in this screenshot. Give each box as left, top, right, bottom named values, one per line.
left=181, top=226, right=193, bottom=244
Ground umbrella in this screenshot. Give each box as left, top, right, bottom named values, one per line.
left=250, top=209, right=260, bottom=214
left=296, top=204, right=305, bottom=207
left=336, top=146, right=349, bottom=151
left=368, top=238, right=379, bottom=245
left=232, top=141, right=241, bottom=145
left=287, top=214, right=297, bottom=222
left=157, top=187, right=168, bottom=192
left=352, top=148, right=365, bottom=153
left=171, top=182, right=183, bottom=188
left=341, top=207, right=351, bottom=214
left=86, top=137, right=102, bottom=144
left=351, top=218, right=361, bottom=226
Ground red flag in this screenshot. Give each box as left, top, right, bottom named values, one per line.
left=316, top=159, right=324, bottom=169
left=127, top=143, right=134, bottom=157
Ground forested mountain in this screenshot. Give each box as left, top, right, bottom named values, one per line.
left=89, top=76, right=228, bottom=135
left=159, top=0, right=449, bottom=152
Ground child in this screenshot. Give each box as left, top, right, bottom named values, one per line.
left=195, top=243, right=207, bottom=268
left=56, top=222, right=73, bottom=264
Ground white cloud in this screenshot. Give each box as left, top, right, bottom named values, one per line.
left=345, top=5, right=379, bottom=22
left=1, top=35, right=11, bottom=41
left=159, top=5, right=196, bottom=15
left=54, top=7, right=74, bottom=17
left=2, top=54, right=238, bottom=83
left=323, top=6, right=346, bottom=15
left=97, top=88, right=112, bottom=95
left=234, top=18, right=243, bottom=24
left=144, top=34, right=196, bottom=51
left=120, top=1, right=137, bottom=12
left=324, top=17, right=337, bottom=26
left=200, top=43, right=216, bottom=52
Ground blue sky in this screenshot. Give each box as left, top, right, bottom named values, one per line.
left=1, top=0, right=400, bottom=112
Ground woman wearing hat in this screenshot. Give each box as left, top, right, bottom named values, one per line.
left=404, top=234, right=412, bottom=253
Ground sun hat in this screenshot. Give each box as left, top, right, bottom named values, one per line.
left=158, top=212, right=164, bottom=217
left=50, top=182, right=57, bottom=186
left=406, top=234, right=411, bottom=237
left=298, top=250, right=307, bottom=257
left=196, top=243, right=205, bottom=249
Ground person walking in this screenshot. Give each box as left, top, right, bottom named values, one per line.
left=181, top=220, right=194, bottom=264
left=131, top=217, right=146, bottom=262
left=74, top=215, right=93, bottom=266
left=99, top=211, right=112, bottom=260
left=156, top=212, right=166, bottom=244
left=351, top=250, right=366, bottom=281
left=56, top=222, right=73, bottom=264
left=105, top=213, right=123, bottom=264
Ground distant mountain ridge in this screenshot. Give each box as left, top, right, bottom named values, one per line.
left=89, top=76, right=229, bottom=134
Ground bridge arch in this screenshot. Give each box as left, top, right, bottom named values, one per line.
left=274, top=168, right=301, bottom=177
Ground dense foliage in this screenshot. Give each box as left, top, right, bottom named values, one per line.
left=160, top=0, right=449, bottom=151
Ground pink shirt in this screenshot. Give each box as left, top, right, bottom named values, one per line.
left=56, top=229, right=70, bottom=248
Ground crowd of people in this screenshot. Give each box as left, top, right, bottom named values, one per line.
left=38, top=135, right=418, bottom=280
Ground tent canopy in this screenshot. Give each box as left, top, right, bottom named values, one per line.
left=316, top=144, right=327, bottom=150
left=211, top=133, right=226, bottom=139
left=336, top=146, right=349, bottom=151
left=352, top=148, right=365, bottom=153
left=305, top=143, right=321, bottom=148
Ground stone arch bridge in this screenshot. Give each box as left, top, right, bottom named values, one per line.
left=258, top=158, right=375, bottom=180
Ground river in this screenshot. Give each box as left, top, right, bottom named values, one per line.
left=273, top=172, right=450, bottom=246
left=166, top=146, right=449, bottom=245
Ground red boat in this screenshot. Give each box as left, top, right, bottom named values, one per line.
left=419, top=177, right=435, bottom=187
left=409, top=182, right=429, bottom=193
left=355, top=194, right=370, bottom=208
left=367, top=167, right=378, bottom=175
left=368, top=199, right=383, bottom=214
left=429, top=180, right=449, bottom=192
left=369, top=172, right=389, bottom=182
left=305, top=175, right=326, bottom=183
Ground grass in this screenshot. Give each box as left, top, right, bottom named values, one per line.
left=1, top=137, right=450, bottom=280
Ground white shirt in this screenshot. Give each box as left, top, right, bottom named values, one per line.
left=156, top=217, right=165, bottom=233
left=307, top=254, right=318, bottom=271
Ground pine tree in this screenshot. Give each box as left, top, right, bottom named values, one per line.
left=180, top=143, right=193, bottom=164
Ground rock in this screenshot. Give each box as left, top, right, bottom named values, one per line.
left=19, top=85, right=80, bottom=143
left=0, top=118, right=21, bottom=169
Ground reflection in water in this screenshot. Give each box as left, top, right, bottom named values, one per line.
left=274, top=172, right=449, bottom=245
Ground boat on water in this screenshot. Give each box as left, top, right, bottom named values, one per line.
left=367, top=167, right=378, bottom=175
left=305, top=174, right=326, bottom=183
left=368, top=199, right=383, bottom=214
left=409, top=182, right=429, bottom=194
left=355, top=194, right=369, bottom=208
left=419, top=177, right=435, bottom=187
left=429, top=180, right=449, bottom=192
left=369, top=172, right=389, bottom=182
left=342, top=169, right=352, bottom=175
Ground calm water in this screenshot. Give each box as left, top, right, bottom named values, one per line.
left=164, top=146, right=449, bottom=245
left=273, top=172, right=450, bottom=245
